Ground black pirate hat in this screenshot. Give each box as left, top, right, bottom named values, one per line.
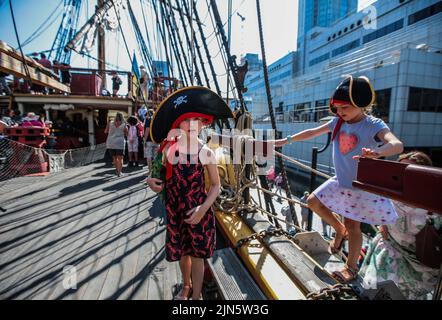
left=150, top=86, right=234, bottom=144
left=329, top=75, right=375, bottom=114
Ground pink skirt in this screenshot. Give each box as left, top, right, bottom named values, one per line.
left=313, top=177, right=398, bottom=225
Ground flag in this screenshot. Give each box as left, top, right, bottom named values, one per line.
left=132, top=52, right=141, bottom=81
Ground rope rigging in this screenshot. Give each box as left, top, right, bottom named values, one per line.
left=172, top=0, right=201, bottom=86
left=191, top=0, right=221, bottom=95
left=50, top=0, right=82, bottom=64
left=150, top=0, right=174, bottom=80
left=8, top=0, right=32, bottom=86
left=206, top=0, right=240, bottom=109
left=255, top=0, right=299, bottom=227
left=180, top=0, right=211, bottom=88
left=127, top=1, right=155, bottom=79
left=20, top=0, right=65, bottom=48
left=159, top=0, right=190, bottom=85
left=164, top=0, right=190, bottom=85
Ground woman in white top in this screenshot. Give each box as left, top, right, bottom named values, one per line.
left=105, top=112, right=128, bottom=177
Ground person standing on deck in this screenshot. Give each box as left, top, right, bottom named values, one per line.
left=146, top=87, right=233, bottom=300
left=300, top=191, right=310, bottom=230
left=281, top=203, right=296, bottom=235
left=274, top=173, right=283, bottom=202
left=140, top=66, right=149, bottom=100
left=266, top=166, right=275, bottom=190
left=143, top=109, right=158, bottom=174
left=127, top=116, right=141, bottom=167
left=272, top=75, right=404, bottom=283
left=0, top=72, right=12, bottom=96
left=105, top=112, right=128, bottom=177
left=111, top=72, right=123, bottom=97
left=39, top=53, right=52, bottom=70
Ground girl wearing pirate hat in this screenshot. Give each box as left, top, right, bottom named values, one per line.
left=273, top=75, right=404, bottom=282
left=146, top=86, right=233, bottom=300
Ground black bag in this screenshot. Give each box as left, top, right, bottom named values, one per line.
left=415, top=213, right=442, bottom=269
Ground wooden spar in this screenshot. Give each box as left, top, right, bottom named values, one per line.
left=97, top=0, right=106, bottom=90
left=64, top=0, right=119, bottom=53
left=240, top=210, right=340, bottom=295
left=353, top=158, right=442, bottom=215
left=215, top=211, right=306, bottom=299
left=0, top=47, right=70, bottom=93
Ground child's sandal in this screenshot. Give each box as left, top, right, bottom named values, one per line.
left=328, top=232, right=348, bottom=254
left=332, top=264, right=359, bottom=283
left=173, top=284, right=192, bottom=300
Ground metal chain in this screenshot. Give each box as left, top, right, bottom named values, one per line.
left=234, top=227, right=296, bottom=249
left=306, top=283, right=356, bottom=300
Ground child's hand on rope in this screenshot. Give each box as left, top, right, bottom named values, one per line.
left=184, top=205, right=207, bottom=225
left=146, top=177, right=164, bottom=193
left=353, top=147, right=381, bottom=161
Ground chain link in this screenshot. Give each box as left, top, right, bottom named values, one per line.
left=234, top=227, right=296, bottom=249
left=306, top=283, right=356, bottom=300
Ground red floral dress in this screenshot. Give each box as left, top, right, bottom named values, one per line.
left=165, top=150, right=216, bottom=262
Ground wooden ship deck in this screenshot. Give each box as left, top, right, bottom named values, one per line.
left=0, top=163, right=181, bottom=300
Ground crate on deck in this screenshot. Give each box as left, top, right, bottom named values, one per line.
left=70, top=73, right=102, bottom=96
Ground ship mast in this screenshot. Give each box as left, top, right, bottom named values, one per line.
left=97, top=0, right=106, bottom=90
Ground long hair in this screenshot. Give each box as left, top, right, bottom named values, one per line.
left=115, top=112, right=125, bottom=124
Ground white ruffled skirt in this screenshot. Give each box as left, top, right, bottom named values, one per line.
left=312, top=177, right=398, bottom=225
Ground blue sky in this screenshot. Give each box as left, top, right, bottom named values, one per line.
left=0, top=0, right=298, bottom=68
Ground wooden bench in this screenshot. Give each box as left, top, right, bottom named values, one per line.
left=207, top=247, right=267, bottom=300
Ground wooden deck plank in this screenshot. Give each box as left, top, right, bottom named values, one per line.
left=0, top=163, right=171, bottom=300
left=146, top=220, right=167, bottom=300
left=97, top=192, right=149, bottom=300
left=130, top=198, right=165, bottom=300
left=0, top=169, right=136, bottom=297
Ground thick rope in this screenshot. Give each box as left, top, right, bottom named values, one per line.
left=254, top=185, right=309, bottom=209
left=274, top=150, right=332, bottom=180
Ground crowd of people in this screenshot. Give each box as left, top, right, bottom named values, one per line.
left=105, top=107, right=159, bottom=177
left=0, top=52, right=72, bottom=96
left=0, top=108, right=95, bottom=149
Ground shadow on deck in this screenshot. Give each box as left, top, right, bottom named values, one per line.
left=0, top=162, right=179, bottom=300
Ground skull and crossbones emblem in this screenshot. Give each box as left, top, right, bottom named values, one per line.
left=173, top=95, right=188, bottom=109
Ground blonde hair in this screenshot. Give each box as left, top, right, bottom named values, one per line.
left=398, top=151, right=432, bottom=166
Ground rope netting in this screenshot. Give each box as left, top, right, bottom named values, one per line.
left=0, top=137, right=106, bottom=187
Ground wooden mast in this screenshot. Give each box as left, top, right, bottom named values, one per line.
left=97, top=0, right=106, bottom=91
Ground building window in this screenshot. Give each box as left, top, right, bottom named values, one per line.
left=275, top=102, right=284, bottom=114
left=408, top=87, right=442, bottom=113
left=408, top=2, right=442, bottom=25
left=291, top=102, right=311, bottom=122
left=372, top=89, right=391, bottom=122
left=314, top=99, right=330, bottom=122
left=309, top=53, right=330, bottom=66
left=363, top=19, right=404, bottom=44
left=332, top=39, right=360, bottom=57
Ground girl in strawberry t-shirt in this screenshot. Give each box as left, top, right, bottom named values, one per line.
left=273, top=75, right=404, bottom=282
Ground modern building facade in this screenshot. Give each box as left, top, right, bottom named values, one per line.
left=245, top=0, right=442, bottom=173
